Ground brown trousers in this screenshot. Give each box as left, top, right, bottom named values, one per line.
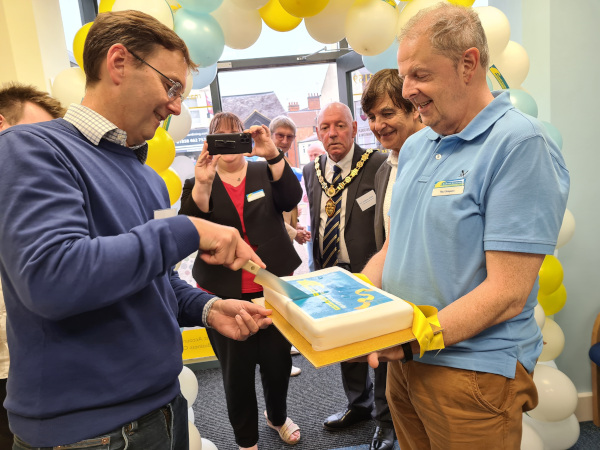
left=386, top=360, right=538, bottom=450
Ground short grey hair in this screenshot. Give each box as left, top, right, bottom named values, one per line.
left=269, top=115, right=296, bottom=134
left=399, top=2, right=489, bottom=70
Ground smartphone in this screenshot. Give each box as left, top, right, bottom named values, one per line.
left=206, top=132, right=252, bottom=155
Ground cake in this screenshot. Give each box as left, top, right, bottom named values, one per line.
left=264, top=267, right=413, bottom=351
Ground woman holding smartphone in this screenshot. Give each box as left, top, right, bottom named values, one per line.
left=179, top=112, right=302, bottom=449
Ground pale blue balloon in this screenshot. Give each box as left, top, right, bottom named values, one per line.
left=178, top=0, right=223, bottom=14
left=541, top=120, right=564, bottom=150
left=507, top=88, right=538, bottom=118
left=362, top=41, right=399, bottom=75
left=174, top=9, right=224, bottom=68
left=192, top=63, right=217, bottom=89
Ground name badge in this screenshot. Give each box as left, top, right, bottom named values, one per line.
left=432, top=178, right=465, bottom=197
left=154, top=208, right=176, bottom=219
left=247, top=189, right=265, bottom=202
left=356, top=190, right=376, bottom=211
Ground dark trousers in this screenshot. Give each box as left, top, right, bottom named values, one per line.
left=0, top=378, right=13, bottom=448
left=207, top=293, right=292, bottom=448
left=341, top=360, right=392, bottom=426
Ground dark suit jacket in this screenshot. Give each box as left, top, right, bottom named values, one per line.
left=303, top=144, right=386, bottom=273
left=374, top=160, right=392, bottom=252
left=179, top=160, right=302, bottom=298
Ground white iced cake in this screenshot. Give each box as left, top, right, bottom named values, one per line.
left=264, top=267, right=413, bottom=351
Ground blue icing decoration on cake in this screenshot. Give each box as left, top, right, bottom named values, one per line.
left=287, top=271, right=394, bottom=320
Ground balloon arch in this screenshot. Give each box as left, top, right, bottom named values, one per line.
left=52, top=3, right=577, bottom=447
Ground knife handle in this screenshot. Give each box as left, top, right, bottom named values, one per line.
left=242, top=260, right=260, bottom=275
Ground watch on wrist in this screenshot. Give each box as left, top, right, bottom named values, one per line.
left=400, top=342, right=413, bottom=363
left=266, top=148, right=284, bottom=165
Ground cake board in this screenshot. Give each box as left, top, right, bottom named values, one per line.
left=253, top=297, right=439, bottom=369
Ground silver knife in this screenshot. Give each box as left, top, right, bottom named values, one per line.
left=242, top=261, right=307, bottom=300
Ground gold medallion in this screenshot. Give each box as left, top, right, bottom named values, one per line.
left=325, top=198, right=336, bottom=217
left=327, top=186, right=336, bottom=197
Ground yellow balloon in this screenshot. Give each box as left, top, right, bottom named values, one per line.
left=147, top=128, right=176, bottom=173
left=279, top=0, right=329, bottom=18
left=259, top=0, right=302, bottom=32
left=448, top=0, right=475, bottom=6
left=160, top=168, right=183, bottom=206
left=98, top=0, right=116, bottom=13
left=73, top=22, right=93, bottom=69
left=538, top=284, right=567, bottom=316
left=538, top=255, right=564, bottom=295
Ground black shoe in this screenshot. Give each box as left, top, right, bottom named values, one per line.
left=323, top=408, right=372, bottom=430
left=370, top=425, right=395, bottom=450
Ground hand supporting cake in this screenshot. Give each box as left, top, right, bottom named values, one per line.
left=264, top=267, right=414, bottom=351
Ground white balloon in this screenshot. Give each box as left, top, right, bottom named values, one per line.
left=178, top=365, right=199, bottom=407
left=533, top=303, right=546, bottom=330
left=538, top=359, right=557, bottom=369
left=556, top=208, right=575, bottom=249
left=188, top=406, right=195, bottom=423
left=345, top=0, right=399, bottom=56
left=188, top=420, right=202, bottom=449
left=490, top=41, right=530, bottom=89
left=523, top=413, right=580, bottom=450
left=51, top=67, right=86, bottom=107
left=183, top=71, right=194, bottom=100
left=112, top=0, right=174, bottom=29
left=539, top=317, right=565, bottom=362
left=211, top=0, right=262, bottom=49
left=474, top=6, right=511, bottom=61
left=529, top=364, right=578, bottom=422
left=305, top=0, right=353, bottom=44
left=520, top=420, right=544, bottom=450
left=201, top=438, right=218, bottom=450
left=171, top=155, right=196, bottom=182
left=230, top=0, right=268, bottom=10
left=164, top=103, right=192, bottom=143
left=397, top=0, right=449, bottom=33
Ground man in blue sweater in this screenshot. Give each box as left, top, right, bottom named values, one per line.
left=0, top=10, right=272, bottom=450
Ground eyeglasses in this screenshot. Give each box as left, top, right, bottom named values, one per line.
left=127, top=48, right=184, bottom=101
left=273, top=132, right=296, bottom=141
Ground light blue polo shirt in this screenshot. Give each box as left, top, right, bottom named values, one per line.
left=382, top=91, right=570, bottom=378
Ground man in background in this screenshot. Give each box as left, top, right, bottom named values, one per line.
left=0, top=11, right=271, bottom=449
left=270, top=115, right=310, bottom=246
left=0, top=83, right=65, bottom=130
left=362, top=4, right=569, bottom=449
left=357, top=69, right=425, bottom=450
left=0, top=82, right=66, bottom=449
left=303, top=102, right=387, bottom=450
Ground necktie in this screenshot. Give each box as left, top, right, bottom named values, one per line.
left=322, top=165, right=342, bottom=268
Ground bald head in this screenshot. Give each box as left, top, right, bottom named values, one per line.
left=316, top=102, right=357, bottom=163
left=306, top=141, right=325, bottom=162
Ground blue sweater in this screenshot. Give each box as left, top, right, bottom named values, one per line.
left=0, top=119, right=214, bottom=446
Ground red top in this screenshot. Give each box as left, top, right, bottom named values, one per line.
left=222, top=178, right=262, bottom=294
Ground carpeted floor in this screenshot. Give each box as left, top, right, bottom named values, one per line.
left=192, top=355, right=600, bottom=450
left=191, top=353, right=397, bottom=450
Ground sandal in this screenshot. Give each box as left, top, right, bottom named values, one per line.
left=264, top=410, right=300, bottom=445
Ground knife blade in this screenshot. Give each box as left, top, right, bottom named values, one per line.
left=242, top=261, right=307, bottom=300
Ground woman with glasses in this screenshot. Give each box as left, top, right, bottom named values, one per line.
left=179, top=112, right=302, bottom=449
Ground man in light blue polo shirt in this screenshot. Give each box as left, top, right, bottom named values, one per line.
left=361, top=4, right=570, bottom=449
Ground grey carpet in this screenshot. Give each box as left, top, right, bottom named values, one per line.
left=192, top=355, right=600, bottom=449
left=191, top=353, right=397, bottom=450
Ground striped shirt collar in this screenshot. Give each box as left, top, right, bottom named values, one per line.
left=64, top=104, right=147, bottom=162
